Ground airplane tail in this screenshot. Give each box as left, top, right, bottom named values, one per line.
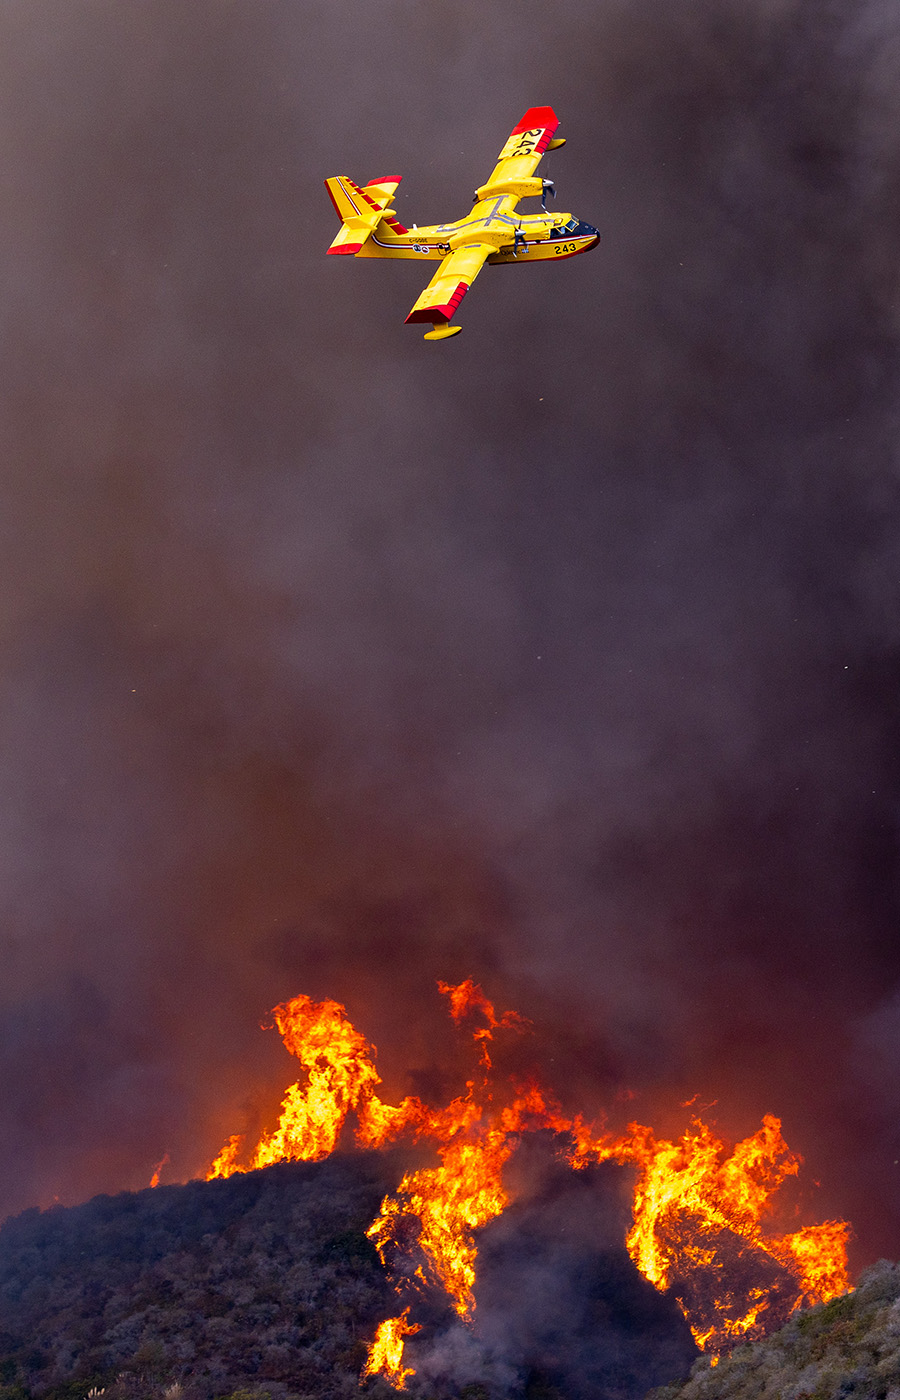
left=324, top=176, right=407, bottom=254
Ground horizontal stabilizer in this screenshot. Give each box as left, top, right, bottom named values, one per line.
left=325, top=175, right=408, bottom=255
left=326, top=224, right=367, bottom=256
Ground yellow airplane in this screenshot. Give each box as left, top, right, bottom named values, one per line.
left=325, top=106, right=599, bottom=340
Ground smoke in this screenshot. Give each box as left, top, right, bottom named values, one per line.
left=397, top=1146, right=697, bottom=1400
left=408, top=1148, right=697, bottom=1400
left=1, top=0, right=900, bottom=1273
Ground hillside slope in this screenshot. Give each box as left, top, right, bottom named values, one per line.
left=0, top=1153, right=700, bottom=1400
left=649, top=1260, right=900, bottom=1400
left=0, top=1155, right=395, bottom=1400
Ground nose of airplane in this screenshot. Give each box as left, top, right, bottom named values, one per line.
left=578, top=220, right=600, bottom=248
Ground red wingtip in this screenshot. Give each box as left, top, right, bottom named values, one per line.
left=511, top=106, right=559, bottom=135
left=405, top=282, right=470, bottom=324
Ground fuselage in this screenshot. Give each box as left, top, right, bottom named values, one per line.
left=357, top=194, right=599, bottom=264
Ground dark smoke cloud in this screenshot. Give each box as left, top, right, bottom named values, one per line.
left=1, top=0, right=900, bottom=1272
left=408, top=1148, right=698, bottom=1400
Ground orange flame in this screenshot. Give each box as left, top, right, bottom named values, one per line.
left=206, top=982, right=850, bottom=1383
left=206, top=994, right=384, bottom=1175
left=570, top=1114, right=849, bottom=1351
left=149, top=1153, right=169, bottom=1189
left=772, top=1220, right=852, bottom=1303
left=368, top=1130, right=516, bottom=1319
left=361, top=1310, right=421, bottom=1389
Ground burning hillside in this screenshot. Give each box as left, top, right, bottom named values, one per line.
left=206, top=981, right=849, bottom=1385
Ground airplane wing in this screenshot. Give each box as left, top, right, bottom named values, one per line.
left=404, top=108, right=562, bottom=337
left=476, top=106, right=561, bottom=200
left=405, top=241, right=493, bottom=335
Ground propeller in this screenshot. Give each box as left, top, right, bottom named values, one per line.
left=541, top=178, right=556, bottom=211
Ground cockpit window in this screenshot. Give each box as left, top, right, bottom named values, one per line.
left=565, top=217, right=579, bottom=232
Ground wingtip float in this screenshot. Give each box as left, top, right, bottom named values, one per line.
left=324, top=106, right=599, bottom=340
